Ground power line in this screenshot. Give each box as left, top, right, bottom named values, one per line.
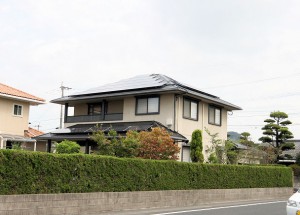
left=202, top=72, right=300, bottom=89
left=228, top=124, right=300, bottom=127
left=229, top=112, right=300, bottom=118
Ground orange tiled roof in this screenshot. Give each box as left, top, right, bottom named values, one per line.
left=0, top=83, right=45, bottom=102
left=24, top=127, right=44, bottom=138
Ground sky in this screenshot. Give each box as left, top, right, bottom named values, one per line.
left=1, top=0, right=300, bottom=142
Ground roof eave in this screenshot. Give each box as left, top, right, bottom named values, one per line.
left=0, top=93, right=46, bottom=105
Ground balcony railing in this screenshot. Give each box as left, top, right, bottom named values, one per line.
left=65, top=113, right=123, bottom=123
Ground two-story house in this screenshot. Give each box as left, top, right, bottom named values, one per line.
left=0, top=83, right=45, bottom=150
left=36, top=74, right=241, bottom=161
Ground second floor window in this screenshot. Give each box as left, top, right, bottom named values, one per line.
left=208, top=106, right=221, bottom=126
left=13, top=104, right=22, bottom=116
left=88, top=103, right=102, bottom=115
left=183, top=98, right=198, bottom=120
left=136, top=96, right=159, bottom=115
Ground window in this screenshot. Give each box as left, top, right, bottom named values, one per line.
left=136, top=96, right=159, bottom=114
left=13, top=104, right=22, bottom=116
left=88, top=103, right=102, bottom=115
left=208, top=106, right=221, bottom=126
left=183, top=98, right=198, bottom=120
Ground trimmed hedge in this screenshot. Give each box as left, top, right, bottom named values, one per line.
left=0, top=150, right=293, bottom=194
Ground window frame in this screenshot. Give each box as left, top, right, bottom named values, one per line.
left=183, top=97, right=199, bottom=121
left=87, top=103, right=102, bottom=115
left=135, top=95, right=160, bottom=115
left=208, top=105, right=222, bottom=126
left=13, top=104, right=23, bottom=117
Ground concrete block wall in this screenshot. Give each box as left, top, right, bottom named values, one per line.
left=0, top=188, right=292, bottom=215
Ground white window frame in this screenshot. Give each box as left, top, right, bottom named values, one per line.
left=13, top=104, right=23, bottom=117
left=208, top=105, right=222, bottom=126
left=136, top=96, right=160, bottom=115
left=183, top=97, right=198, bottom=121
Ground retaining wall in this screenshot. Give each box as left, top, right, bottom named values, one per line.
left=0, top=188, right=292, bottom=215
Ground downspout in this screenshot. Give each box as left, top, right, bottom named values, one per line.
left=0, top=135, right=3, bottom=149
left=173, top=94, right=177, bottom=131
left=33, top=140, right=37, bottom=151
left=202, top=103, right=205, bottom=130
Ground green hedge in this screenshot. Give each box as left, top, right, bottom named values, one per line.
left=0, top=150, right=293, bottom=194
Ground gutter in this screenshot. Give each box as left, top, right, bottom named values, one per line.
left=0, top=93, right=46, bottom=105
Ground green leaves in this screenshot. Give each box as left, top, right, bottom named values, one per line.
left=56, top=140, right=81, bottom=154
left=0, top=150, right=293, bottom=194
left=270, top=111, right=288, bottom=119
left=260, top=111, right=293, bottom=151
left=190, top=129, right=204, bottom=163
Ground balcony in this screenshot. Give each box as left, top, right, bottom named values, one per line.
left=65, top=113, right=123, bottom=123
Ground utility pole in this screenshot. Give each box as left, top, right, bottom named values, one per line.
left=60, top=82, right=72, bottom=129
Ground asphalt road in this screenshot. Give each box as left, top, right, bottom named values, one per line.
left=105, top=200, right=287, bottom=215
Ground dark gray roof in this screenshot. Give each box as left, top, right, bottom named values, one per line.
left=35, top=121, right=188, bottom=142
left=234, top=143, right=248, bottom=150
left=51, top=74, right=241, bottom=110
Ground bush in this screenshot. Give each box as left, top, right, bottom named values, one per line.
left=0, top=150, right=293, bottom=195
left=190, top=130, right=204, bottom=163
left=56, top=140, right=81, bottom=154
left=138, top=127, right=180, bottom=160
left=290, top=164, right=300, bottom=177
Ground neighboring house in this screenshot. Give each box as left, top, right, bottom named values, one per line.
left=36, top=74, right=241, bottom=161
left=278, top=139, right=300, bottom=164
left=0, top=83, right=45, bottom=150
left=24, top=127, right=47, bottom=151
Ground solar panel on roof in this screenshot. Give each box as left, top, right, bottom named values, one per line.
left=71, top=74, right=166, bottom=96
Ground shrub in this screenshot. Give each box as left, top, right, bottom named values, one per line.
left=190, top=130, right=204, bottom=163
left=0, top=150, right=293, bottom=195
left=138, top=127, right=180, bottom=160
left=56, top=140, right=80, bottom=154
left=290, top=164, right=300, bottom=177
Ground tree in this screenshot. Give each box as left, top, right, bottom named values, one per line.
left=259, top=111, right=294, bottom=158
left=138, top=127, right=180, bottom=160
left=259, top=111, right=295, bottom=159
left=90, top=129, right=114, bottom=155
left=118, top=130, right=140, bottom=158
left=240, top=132, right=255, bottom=147
left=296, top=152, right=300, bottom=165
left=56, top=140, right=81, bottom=154
left=205, top=128, right=224, bottom=164
left=225, top=140, right=238, bottom=164
left=190, top=130, right=204, bottom=163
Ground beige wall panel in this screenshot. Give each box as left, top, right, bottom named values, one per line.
left=176, top=97, right=228, bottom=160
left=74, top=104, right=87, bottom=116
left=123, top=94, right=174, bottom=127
left=202, top=104, right=228, bottom=160
left=0, top=98, right=29, bottom=136
left=107, top=100, right=123, bottom=114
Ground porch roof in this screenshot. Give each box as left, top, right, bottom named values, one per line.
left=35, top=121, right=188, bottom=143
left=0, top=134, right=36, bottom=143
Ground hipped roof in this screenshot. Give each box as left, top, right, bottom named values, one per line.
left=0, top=83, right=45, bottom=105
left=51, top=74, right=241, bottom=110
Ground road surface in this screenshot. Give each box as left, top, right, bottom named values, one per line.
left=105, top=200, right=287, bottom=215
